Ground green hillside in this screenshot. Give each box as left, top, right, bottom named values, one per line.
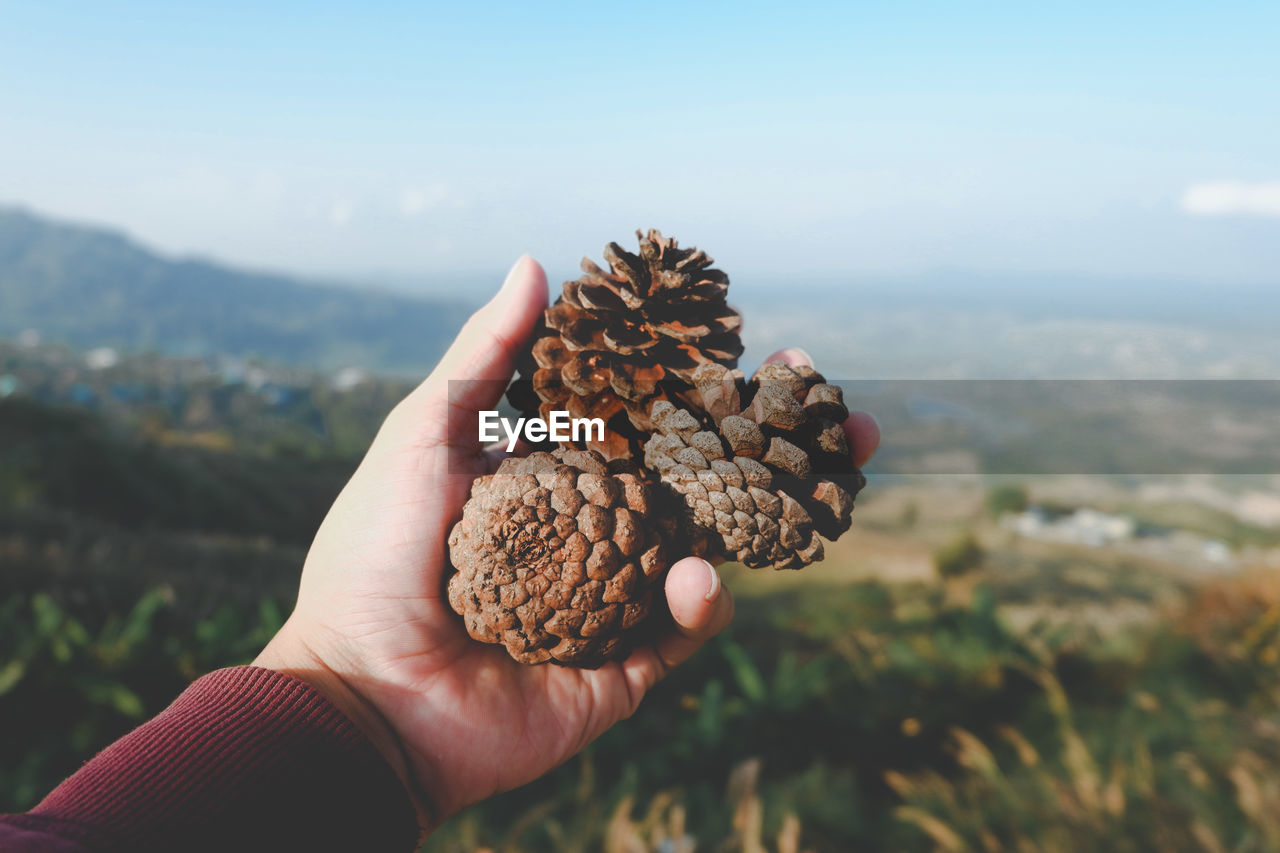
left=4, top=356, right=1280, bottom=850
left=0, top=207, right=473, bottom=373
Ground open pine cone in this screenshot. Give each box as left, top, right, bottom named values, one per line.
left=449, top=231, right=869, bottom=666
left=509, top=230, right=743, bottom=460
left=446, top=448, right=677, bottom=667
left=643, top=362, right=865, bottom=569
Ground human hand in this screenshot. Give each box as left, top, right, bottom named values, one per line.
left=254, top=256, right=881, bottom=835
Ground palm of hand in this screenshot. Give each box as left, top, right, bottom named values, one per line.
left=291, top=428, right=655, bottom=826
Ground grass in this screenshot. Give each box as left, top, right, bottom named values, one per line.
left=4, top=416, right=1279, bottom=850
left=4, top=558, right=1279, bottom=850
left=418, top=568, right=1280, bottom=851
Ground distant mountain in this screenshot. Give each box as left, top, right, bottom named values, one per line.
left=7, top=205, right=1278, bottom=382
left=0, top=207, right=473, bottom=373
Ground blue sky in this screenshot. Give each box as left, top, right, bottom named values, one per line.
left=2, top=1, right=1277, bottom=286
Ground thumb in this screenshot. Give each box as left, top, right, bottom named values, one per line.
left=436, top=255, right=548, bottom=391
left=617, top=556, right=735, bottom=701
left=396, top=255, right=548, bottom=440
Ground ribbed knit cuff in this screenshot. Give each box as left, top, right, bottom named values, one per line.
left=4, top=666, right=419, bottom=852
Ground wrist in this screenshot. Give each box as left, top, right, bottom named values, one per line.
left=253, top=620, right=434, bottom=833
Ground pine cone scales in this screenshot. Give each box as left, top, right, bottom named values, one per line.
left=449, top=231, right=868, bottom=666
left=511, top=230, right=744, bottom=459
left=643, top=362, right=865, bottom=569
left=446, top=448, right=675, bottom=667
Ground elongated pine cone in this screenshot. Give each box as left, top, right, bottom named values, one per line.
left=446, top=448, right=676, bottom=667
left=509, top=230, right=744, bottom=460
left=643, top=362, right=865, bottom=569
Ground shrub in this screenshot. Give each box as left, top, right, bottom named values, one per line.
left=986, top=482, right=1029, bottom=518
left=934, top=532, right=984, bottom=579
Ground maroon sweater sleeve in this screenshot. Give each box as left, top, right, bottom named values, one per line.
left=0, top=667, right=419, bottom=853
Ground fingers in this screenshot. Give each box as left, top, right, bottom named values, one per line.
left=621, top=557, right=734, bottom=699
left=762, top=347, right=813, bottom=369
left=844, top=410, right=881, bottom=468
left=762, top=348, right=880, bottom=468
left=396, top=256, right=548, bottom=440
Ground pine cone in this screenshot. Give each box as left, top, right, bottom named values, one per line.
left=446, top=448, right=676, bottom=667
left=643, top=362, right=865, bottom=569
left=508, top=230, right=743, bottom=460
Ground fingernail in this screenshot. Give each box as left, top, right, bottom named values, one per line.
left=500, top=255, right=529, bottom=294
left=702, top=559, right=721, bottom=602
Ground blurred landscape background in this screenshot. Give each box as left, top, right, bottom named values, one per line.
left=4, top=2, right=1280, bottom=851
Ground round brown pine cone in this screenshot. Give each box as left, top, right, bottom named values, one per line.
left=446, top=447, right=676, bottom=667
left=508, top=230, right=744, bottom=460
left=643, top=362, right=865, bottom=569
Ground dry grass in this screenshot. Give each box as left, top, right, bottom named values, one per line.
left=433, top=759, right=813, bottom=853
left=424, top=565, right=1280, bottom=853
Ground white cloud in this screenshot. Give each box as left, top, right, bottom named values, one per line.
left=1181, top=181, right=1280, bottom=217
left=329, top=200, right=353, bottom=227
left=399, top=183, right=451, bottom=217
